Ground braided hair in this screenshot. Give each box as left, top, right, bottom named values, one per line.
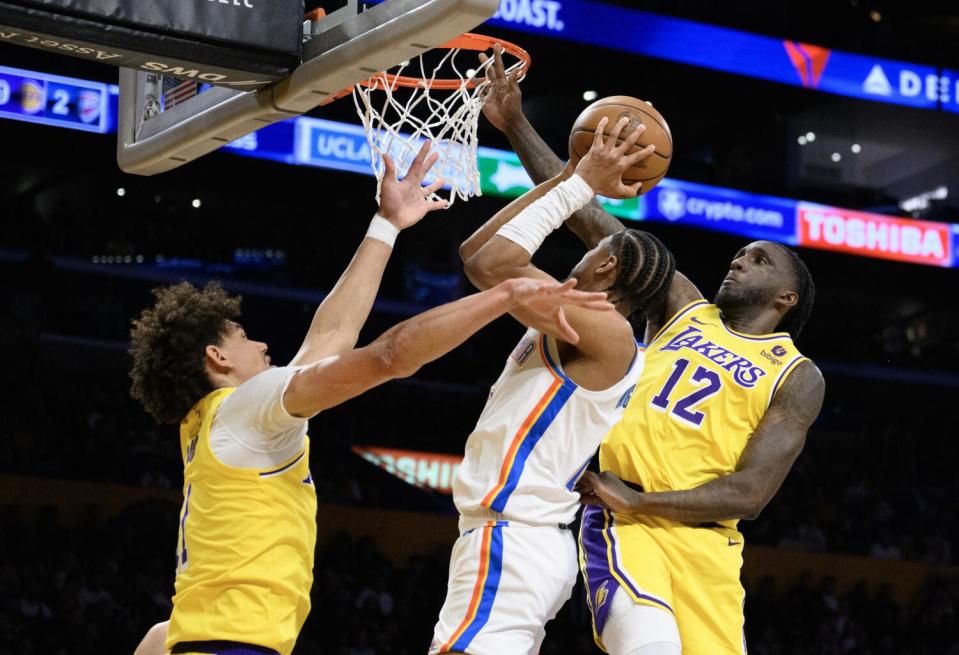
left=771, top=243, right=815, bottom=341
left=607, top=229, right=677, bottom=321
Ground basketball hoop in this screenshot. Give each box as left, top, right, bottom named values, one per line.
left=348, top=34, right=531, bottom=206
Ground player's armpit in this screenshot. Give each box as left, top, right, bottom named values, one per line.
left=733, top=360, right=825, bottom=519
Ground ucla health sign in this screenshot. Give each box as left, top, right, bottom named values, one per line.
left=486, top=1, right=959, bottom=113
left=295, top=117, right=373, bottom=174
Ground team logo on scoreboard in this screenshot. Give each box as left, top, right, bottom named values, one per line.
left=20, top=80, right=45, bottom=114
left=78, top=90, right=101, bottom=124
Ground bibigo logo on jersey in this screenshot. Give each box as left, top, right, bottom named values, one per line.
left=494, top=0, right=565, bottom=32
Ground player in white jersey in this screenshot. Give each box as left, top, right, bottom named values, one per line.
left=428, top=100, right=678, bottom=654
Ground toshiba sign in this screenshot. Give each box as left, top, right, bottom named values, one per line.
left=352, top=446, right=462, bottom=494
left=798, top=206, right=952, bottom=267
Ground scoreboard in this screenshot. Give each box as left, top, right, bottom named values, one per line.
left=0, top=64, right=110, bottom=133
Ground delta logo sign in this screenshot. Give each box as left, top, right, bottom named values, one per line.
left=798, top=205, right=953, bottom=268
left=783, top=41, right=832, bottom=90
left=783, top=40, right=959, bottom=112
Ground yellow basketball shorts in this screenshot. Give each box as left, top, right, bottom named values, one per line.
left=579, top=506, right=747, bottom=655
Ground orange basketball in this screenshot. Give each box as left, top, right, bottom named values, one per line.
left=569, top=95, right=673, bottom=195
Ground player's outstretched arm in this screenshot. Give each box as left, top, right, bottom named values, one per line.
left=481, top=46, right=701, bottom=338
left=577, top=361, right=825, bottom=523
left=461, top=118, right=650, bottom=356
left=458, top=173, right=567, bottom=266
left=461, top=117, right=652, bottom=268
left=289, top=143, right=447, bottom=367
left=282, top=279, right=613, bottom=418
left=481, top=45, right=623, bottom=249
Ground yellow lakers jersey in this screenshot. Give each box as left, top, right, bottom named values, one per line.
left=167, top=388, right=317, bottom=655
left=600, top=301, right=807, bottom=528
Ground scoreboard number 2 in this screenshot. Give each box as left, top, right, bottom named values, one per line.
left=52, top=88, right=71, bottom=115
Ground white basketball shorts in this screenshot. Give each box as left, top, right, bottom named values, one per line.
left=429, top=520, right=578, bottom=655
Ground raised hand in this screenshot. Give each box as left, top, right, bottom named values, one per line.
left=377, top=141, right=448, bottom=229
left=507, top=278, right=614, bottom=344
left=575, top=470, right=641, bottom=514
left=575, top=117, right=656, bottom=199
left=479, top=44, right=525, bottom=133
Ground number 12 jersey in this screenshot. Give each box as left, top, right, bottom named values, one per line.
left=600, top=301, right=807, bottom=530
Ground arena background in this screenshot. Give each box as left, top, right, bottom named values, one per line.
left=1, top=1, right=957, bottom=653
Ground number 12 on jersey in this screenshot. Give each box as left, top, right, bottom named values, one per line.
left=650, top=358, right=722, bottom=427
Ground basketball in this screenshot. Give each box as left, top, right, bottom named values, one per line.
left=569, top=95, right=673, bottom=195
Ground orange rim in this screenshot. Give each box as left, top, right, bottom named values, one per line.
left=360, top=33, right=531, bottom=91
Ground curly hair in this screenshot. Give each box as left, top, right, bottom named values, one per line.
left=129, top=282, right=241, bottom=424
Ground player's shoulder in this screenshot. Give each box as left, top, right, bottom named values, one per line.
left=772, top=357, right=825, bottom=415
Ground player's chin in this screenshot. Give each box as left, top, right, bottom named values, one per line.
left=713, top=284, right=740, bottom=308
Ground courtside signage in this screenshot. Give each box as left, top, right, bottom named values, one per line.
left=352, top=446, right=462, bottom=495
left=485, top=1, right=959, bottom=113
left=646, top=180, right=797, bottom=245
left=0, top=64, right=109, bottom=133
left=476, top=147, right=643, bottom=219
left=295, top=117, right=374, bottom=175
left=798, top=204, right=953, bottom=267
left=224, top=120, right=297, bottom=165
left=4, top=64, right=956, bottom=269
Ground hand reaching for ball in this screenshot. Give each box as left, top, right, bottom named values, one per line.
left=574, top=116, right=657, bottom=199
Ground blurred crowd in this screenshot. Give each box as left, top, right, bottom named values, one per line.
left=1, top=502, right=956, bottom=655
left=1, top=327, right=956, bottom=567
left=2, top=224, right=957, bottom=653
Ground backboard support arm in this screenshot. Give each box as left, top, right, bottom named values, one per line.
left=117, top=0, right=500, bottom=175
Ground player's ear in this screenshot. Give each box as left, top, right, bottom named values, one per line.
left=596, top=254, right=618, bottom=276
left=205, top=344, right=231, bottom=372
left=775, top=289, right=798, bottom=311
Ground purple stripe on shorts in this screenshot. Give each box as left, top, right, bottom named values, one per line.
left=580, top=505, right=673, bottom=640
left=580, top=505, right=619, bottom=637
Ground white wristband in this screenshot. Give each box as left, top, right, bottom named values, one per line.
left=366, top=214, right=401, bottom=248
left=495, top=174, right=596, bottom=256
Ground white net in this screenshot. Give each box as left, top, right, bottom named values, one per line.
left=352, top=42, right=525, bottom=207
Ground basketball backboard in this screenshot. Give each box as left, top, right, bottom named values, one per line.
left=117, top=0, right=500, bottom=176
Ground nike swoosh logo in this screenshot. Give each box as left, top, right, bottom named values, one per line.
left=728, top=538, right=742, bottom=546
left=690, top=317, right=715, bottom=326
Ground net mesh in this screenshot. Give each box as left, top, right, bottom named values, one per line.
left=352, top=43, right=525, bottom=207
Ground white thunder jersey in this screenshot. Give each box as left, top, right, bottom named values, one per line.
left=454, top=328, right=644, bottom=527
